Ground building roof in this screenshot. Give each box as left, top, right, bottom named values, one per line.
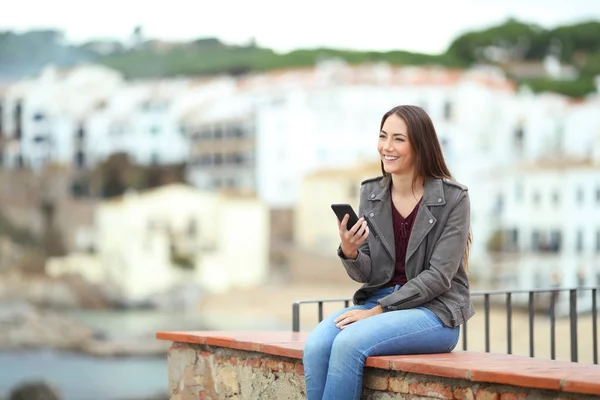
left=236, top=62, right=516, bottom=93
left=102, top=183, right=259, bottom=206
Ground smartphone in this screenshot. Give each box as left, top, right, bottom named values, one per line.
left=331, top=204, right=360, bottom=230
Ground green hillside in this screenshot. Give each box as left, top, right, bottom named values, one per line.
left=1, top=19, right=599, bottom=97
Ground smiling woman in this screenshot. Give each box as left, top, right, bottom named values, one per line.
left=302, top=105, right=474, bottom=400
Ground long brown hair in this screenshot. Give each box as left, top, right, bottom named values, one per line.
left=379, top=105, right=472, bottom=270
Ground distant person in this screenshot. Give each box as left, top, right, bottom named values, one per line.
left=303, top=105, right=474, bottom=400
left=9, top=381, right=61, bottom=400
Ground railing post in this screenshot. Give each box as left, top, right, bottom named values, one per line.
left=292, top=302, right=300, bottom=332
left=593, top=288, right=598, bottom=365
left=570, top=289, right=578, bottom=362
left=529, top=291, right=535, bottom=358
left=462, top=321, right=468, bottom=351
left=484, top=294, right=490, bottom=353
left=318, top=302, right=324, bottom=322
left=506, top=293, right=512, bottom=355
left=550, top=290, right=556, bottom=360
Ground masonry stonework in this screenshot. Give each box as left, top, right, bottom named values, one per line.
left=165, top=344, right=599, bottom=400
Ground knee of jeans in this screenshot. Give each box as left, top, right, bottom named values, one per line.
left=303, top=333, right=330, bottom=361
left=330, top=331, right=364, bottom=359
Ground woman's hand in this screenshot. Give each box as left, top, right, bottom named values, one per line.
left=334, top=306, right=383, bottom=329
left=338, top=214, right=369, bottom=259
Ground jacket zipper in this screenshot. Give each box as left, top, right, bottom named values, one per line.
left=391, top=293, right=420, bottom=307
left=453, top=277, right=469, bottom=289
left=364, top=214, right=394, bottom=259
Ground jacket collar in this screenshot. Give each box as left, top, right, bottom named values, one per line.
left=365, top=175, right=445, bottom=264
left=368, top=175, right=446, bottom=207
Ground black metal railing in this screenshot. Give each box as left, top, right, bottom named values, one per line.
left=292, top=286, right=599, bottom=364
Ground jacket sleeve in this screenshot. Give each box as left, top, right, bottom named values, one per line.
left=377, top=190, right=470, bottom=311
left=337, top=186, right=372, bottom=283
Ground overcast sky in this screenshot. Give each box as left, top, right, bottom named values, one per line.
left=1, top=0, right=599, bottom=54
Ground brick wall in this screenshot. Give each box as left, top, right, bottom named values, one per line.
left=166, top=344, right=599, bottom=400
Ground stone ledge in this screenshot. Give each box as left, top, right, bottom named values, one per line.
left=156, top=330, right=600, bottom=398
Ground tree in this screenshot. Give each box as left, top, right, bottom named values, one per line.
left=447, top=19, right=546, bottom=63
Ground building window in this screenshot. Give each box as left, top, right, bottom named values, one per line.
left=514, top=122, right=525, bottom=152
left=77, top=127, right=85, bottom=139
left=195, top=127, right=211, bottom=140
left=74, top=151, right=85, bottom=168
left=495, top=194, right=504, bottom=214
left=508, top=228, right=519, bottom=249
left=214, top=126, right=223, bottom=139
left=596, top=187, right=600, bottom=203
left=33, top=135, right=48, bottom=143
left=70, top=179, right=89, bottom=198
left=549, top=230, right=562, bottom=252
left=596, top=230, right=600, bottom=253
left=233, top=153, right=244, bottom=165
left=576, top=187, right=584, bottom=204
left=552, top=191, right=560, bottom=206
left=214, top=153, right=223, bottom=165
left=33, top=112, right=46, bottom=121
left=443, top=101, right=452, bottom=120
left=532, top=191, right=540, bottom=206
left=576, top=229, right=584, bottom=253
left=198, top=154, right=211, bottom=165
left=532, top=230, right=541, bottom=251
left=150, top=125, right=161, bottom=135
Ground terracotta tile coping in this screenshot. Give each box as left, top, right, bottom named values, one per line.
left=156, top=330, right=600, bottom=396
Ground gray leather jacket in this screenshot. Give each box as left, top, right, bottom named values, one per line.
left=338, top=175, right=475, bottom=328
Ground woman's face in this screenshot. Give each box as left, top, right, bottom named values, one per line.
left=378, top=114, right=414, bottom=175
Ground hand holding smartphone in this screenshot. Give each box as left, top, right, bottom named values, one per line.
left=331, top=204, right=360, bottom=230
left=331, top=203, right=369, bottom=260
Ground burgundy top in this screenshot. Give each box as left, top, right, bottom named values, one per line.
left=386, top=192, right=420, bottom=287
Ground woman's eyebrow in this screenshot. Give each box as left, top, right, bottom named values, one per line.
left=381, top=129, right=406, bottom=138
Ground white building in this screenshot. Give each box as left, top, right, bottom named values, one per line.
left=0, top=65, right=123, bottom=170
left=493, top=159, right=600, bottom=280
left=0, top=65, right=239, bottom=171
left=47, top=184, right=270, bottom=306
left=476, top=159, right=600, bottom=311
left=184, top=61, right=518, bottom=210
left=84, top=79, right=193, bottom=167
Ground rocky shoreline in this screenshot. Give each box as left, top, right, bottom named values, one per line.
left=0, top=301, right=169, bottom=357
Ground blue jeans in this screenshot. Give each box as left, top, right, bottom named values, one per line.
left=302, top=286, right=460, bottom=400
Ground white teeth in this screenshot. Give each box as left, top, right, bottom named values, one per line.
left=384, top=156, right=398, bottom=160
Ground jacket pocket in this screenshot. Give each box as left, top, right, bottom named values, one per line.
left=453, top=277, right=469, bottom=289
